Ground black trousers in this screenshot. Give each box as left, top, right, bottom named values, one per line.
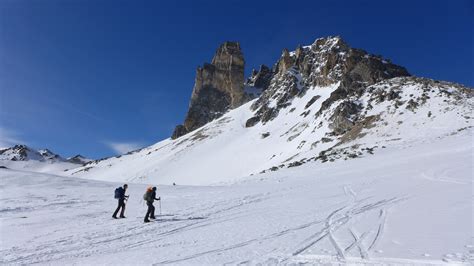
left=145, top=201, right=155, bottom=220
left=113, top=199, right=126, bottom=217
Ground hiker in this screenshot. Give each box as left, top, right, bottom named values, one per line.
left=113, top=184, right=129, bottom=219
left=143, top=186, right=160, bottom=223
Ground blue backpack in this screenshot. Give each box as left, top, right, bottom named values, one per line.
left=114, top=187, right=122, bottom=199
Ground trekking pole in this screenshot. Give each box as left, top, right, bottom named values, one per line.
left=124, top=195, right=129, bottom=214
left=159, top=199, right=162, bottom=216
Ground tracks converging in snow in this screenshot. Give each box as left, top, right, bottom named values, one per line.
left=292, top=184, right=402, bottom=262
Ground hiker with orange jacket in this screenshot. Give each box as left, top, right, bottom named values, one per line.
left=143, top=186, right=160, bottom=223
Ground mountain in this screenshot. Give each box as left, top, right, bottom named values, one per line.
left=0, top=145, right=64, bottom=162
left=0, top=144, right=89, bottom=172
left=65, top=36, right=473, bottom=185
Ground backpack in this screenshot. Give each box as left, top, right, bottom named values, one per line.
left=114, top=187, right=122, bottom=199
left=143, top=191, right=151, bottom=201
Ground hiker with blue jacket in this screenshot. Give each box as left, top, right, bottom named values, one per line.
left=143, top=186, right=160, bottom=223
left=113, top=184, right=129, bottom=219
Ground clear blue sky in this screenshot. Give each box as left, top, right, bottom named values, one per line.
left=0, top=0, right=472, bottom=159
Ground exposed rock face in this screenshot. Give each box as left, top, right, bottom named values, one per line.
left=67, top=155, right=92, bottom=165
left=329, top=101, right=362, bottom=135
left=172, top=42, right=245, bottom=139
left=171, top=125, right=188, bottom=140
left=247, top=36, right=410, bottom=128
left=246, top=64, right=273, bottom=91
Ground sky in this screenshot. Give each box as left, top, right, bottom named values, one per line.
left=0, top=0, right=472, bottom=159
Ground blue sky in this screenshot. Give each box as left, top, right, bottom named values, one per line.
left=0, top=0, right=472, bottom=159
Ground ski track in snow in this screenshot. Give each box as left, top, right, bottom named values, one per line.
left=292, top=196, right=402, bottom=258
left=368, top=209, right=387, bottom=252
left=348, top=228, right=369, bottom=259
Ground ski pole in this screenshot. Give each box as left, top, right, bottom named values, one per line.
left=124, top=195, right=129, bottom=214
left=159, top=199, right=162, bottom=216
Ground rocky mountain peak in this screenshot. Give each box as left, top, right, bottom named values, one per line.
left=0, top=145, right=89, bottom=165
left=312, top=36, right=348, bottom=50
left=172, top=41, right=246, bottom=139
left=211, top=42, right=243, bottom=67
left=2, top=145, right=34, bottom=161
left=276, top=36, right=408, bottom=85
left=247, top=36, right=411, bottom=127
left=172, top=36, right=413, bottom=139
left=1, top=145, right=59, bottom=162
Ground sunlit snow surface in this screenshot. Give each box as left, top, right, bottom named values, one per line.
left=1, top=132, right=472, bottom=265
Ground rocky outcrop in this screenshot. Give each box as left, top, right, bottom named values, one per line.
left=328, top=101, right=362, bottom=135
left=247, top=36, right=410, bottom=128
left=67, top=155, right=92, bottom=165
left=172, top=42, right=246, bottom=139
left=246, top=64, right=273, bottom=91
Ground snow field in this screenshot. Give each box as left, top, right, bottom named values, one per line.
left=1, top=132, right=471, bottom=265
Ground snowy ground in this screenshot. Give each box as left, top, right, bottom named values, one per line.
left=1, top=132, right=472, bottom=265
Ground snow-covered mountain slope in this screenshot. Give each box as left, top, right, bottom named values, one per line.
left=0, top=145, right=88, bottom=173
left=67, top=76, right=473, bottom=185
left=0, top=145, right=59, bottom=162
left=1, top=132, right=471, bottom=265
